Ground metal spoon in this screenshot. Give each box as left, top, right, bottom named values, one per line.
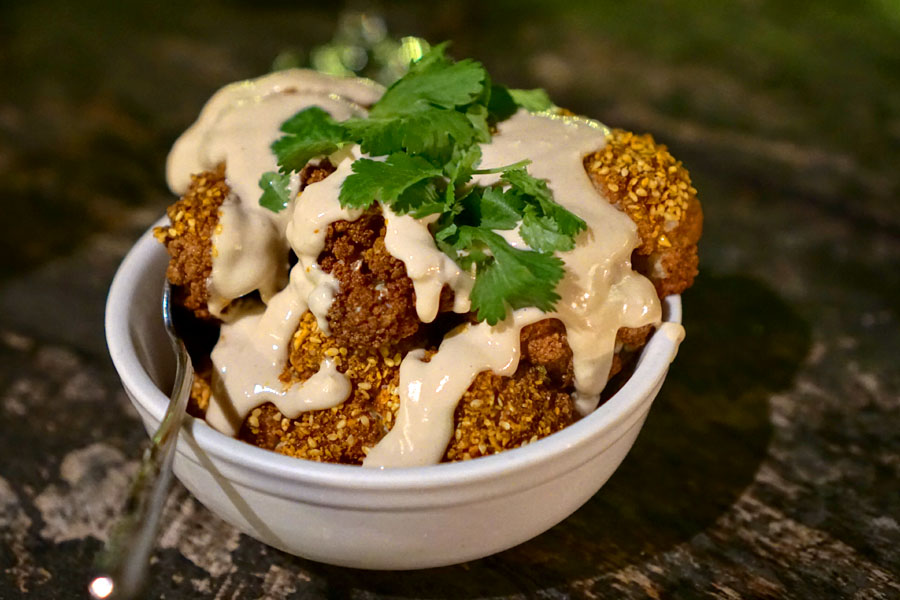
left=89, top=280, right=193, bottom=599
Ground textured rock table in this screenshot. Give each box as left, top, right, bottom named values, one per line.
left=1, top=1, right=898, bottom=598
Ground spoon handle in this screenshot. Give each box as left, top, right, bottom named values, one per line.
left=90, top=286, right=193, bottom=599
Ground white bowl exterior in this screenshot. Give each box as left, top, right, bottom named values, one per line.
left=124, top=379, right=659, bottom=569
left=106, top=222, right=679, bottom=569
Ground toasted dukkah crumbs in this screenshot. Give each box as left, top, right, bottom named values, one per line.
left=585, top=129, right=702, bottom=297
left=154, top=164, right=228, bottom=320
left=188, top=371, right=212, bottom=415
left=227, top=310, right=580, bottom=464
left=220, top=311, right=646, bottom=465
left=585, top=129, right=695, bottom=250
left=210, top=315, right=642, bottom=465
left=444, top=366, right=575, bottom=461
left=235, top=310, right=405, bottom=464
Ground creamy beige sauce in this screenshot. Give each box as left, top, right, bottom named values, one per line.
left=205, top=259, right=351, bottom=436
left=167, top=70, right=382, bottom=198
left=167, top=70, right=382, bottom=318
left=363, top=111, right=660, bottom=467
left=168, top=71, right=378, bottom=433
left=207, top=194, right=289, bottom=316
left=285, top=150, right=363, bottom=332
left=382, top=206, right=473, bottom=322
left=206, top=153, right=362, bottom=433
left=487, top=112, right=661, bottom=412
left=166, top=72, right=663, bottom=468
left=363, top=308, right=544, bottom=467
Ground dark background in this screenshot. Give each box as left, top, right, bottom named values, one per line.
left=1, top=1, right=898, bottom=598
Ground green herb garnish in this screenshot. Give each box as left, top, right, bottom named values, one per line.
left=272, top=106, right=348, bottom=173
left=258, top=171, right=292, bottom=212
left=259, top=43, right=586, bottom=324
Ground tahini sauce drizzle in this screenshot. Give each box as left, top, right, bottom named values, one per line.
left=382, top=206, right=473, bottom=321
left=363, top=111, right=660, bottom=467
left=166, top=71, right=377, bottom=434
left=166, top=70, right=382, bottom=318
left=166, top=72, right=661, bottom=466
left=205, top=152, right=363, bottom=436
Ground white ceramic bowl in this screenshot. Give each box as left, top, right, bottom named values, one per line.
left=105, top=220, right=683, bottom=570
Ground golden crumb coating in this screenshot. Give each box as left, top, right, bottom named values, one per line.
left=238, top=399, right=391, bottom=464
left=443, top=366, right=576, bottom=461
left=154, top=165, right=227, bottom=320
left=188, top=371, right=212, bottom=415
left=238, top=311, right=405, bottom=463
left=218, top=310, right=578, bottom=464
left=584, top=129, right=703, bottom=297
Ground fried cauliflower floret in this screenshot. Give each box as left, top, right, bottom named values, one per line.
left=156, top=161, right=336, bottom=319
left=228, top=310, right=576, bottom=464
left=519, top=319, right=574, bottom=387
left=443, top=365, right=576, bottom=461
left=317, top=209, right=422, bottom=348
left=518, top=318, right=654, bottom=388
left=234, top=310, right=406, bottom=464
left=154, top=165, right=227, bottom=320
left=515, top=131, right=700, bottom=401
left=584, top=129, right=703, bottom=297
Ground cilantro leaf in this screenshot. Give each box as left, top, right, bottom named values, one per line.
left=271, top=106, right=350, bottom=173
left=444, top=144, right=482, bottom=185
left=501, top=168, right=587, bottom=238
left=487, top=84, right=517, bottom=121
left=471, top=158, right=530, bottom=175
left=401, top=108, right=477, bottom=158
left=500, top=167, right=552, bottom=202
left=264, top=42, right=586, bottom=324
left=339, top=154, right=443, bottom=210
left=344, top=109, right=476, bottom=164
left=509, top=88, right=553, bottom=112
left=520, top=204, right=577, bottom=252
left=394, top=179, right=445, bottom=217
left=432, top=220, right=486, bottom=270
left=476, top=186, right=525, bottom=230
left=407, top=41, right=452, bottom=73
left=467, top=229, right=565, bottom=325
left=432, top=218, right=458, bottom=245
left=341, top=117, right=403, bottom=157
left=371, top=53, right=487, bottom=117
left=488, top=85, right=553, bottom=119
left=465, top=103, right=491, bottom=144
left=279, top=106, right=341, bottom=135
left=258, top=171, right=292, bottom=213
left=271, top=137, right=344, bottom=174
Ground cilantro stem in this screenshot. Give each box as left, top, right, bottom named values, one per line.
left=472, top=159, right=531, bottom=175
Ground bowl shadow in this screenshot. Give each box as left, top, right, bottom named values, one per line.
left=292, top=272, right=812, bottom=597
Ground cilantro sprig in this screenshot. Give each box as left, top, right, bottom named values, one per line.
left=259, top=43, right=586, bottom=324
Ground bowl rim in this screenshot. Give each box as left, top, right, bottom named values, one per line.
left=106, top=219, right=682, bottom=492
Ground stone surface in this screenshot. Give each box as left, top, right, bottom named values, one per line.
left=1, top=1, right=898, bottom=598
